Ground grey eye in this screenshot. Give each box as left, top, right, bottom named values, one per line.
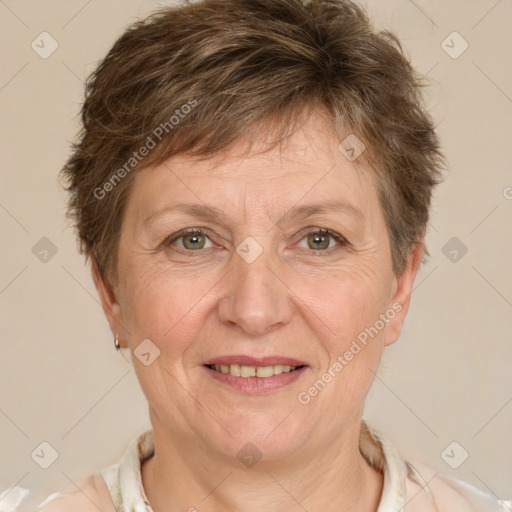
left=297, top=230, right=342, bottom=251
left=172, top=230, right=214, bottom=250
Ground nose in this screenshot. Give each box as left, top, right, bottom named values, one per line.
left=217, top=246, right=293, bottom=336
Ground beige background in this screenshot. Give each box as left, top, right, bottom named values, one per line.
left=1, top=0, right=511, bottom=508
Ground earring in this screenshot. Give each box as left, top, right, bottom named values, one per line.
left=114, top=333, right=120, bottom=350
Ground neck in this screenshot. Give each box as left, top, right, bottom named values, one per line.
left=142, top=414, right=383, bottom=512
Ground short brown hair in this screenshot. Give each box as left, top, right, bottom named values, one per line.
left=61, top=0, right=445, bottom=285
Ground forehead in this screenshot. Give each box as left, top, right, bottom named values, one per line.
left=127, top=114, right=378, bottom=218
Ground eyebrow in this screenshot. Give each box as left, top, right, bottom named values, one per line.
left=143, top=199, right=363, bottom=229
left=274, top=199, right=363, bottom=226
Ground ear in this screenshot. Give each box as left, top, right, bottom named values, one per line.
left=91, top=257, right=127, bottom=348
left=383, top=242, right=424, bottom=347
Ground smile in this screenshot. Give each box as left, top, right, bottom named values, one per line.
left=203, top=358, right=308, bottom=394
left=206, top=363, right=302, bottom=378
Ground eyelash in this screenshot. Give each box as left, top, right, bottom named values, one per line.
left=163, top=227, right=348, bottom=255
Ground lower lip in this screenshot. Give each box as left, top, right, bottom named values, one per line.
left=204, top=366, right=307, bottom=395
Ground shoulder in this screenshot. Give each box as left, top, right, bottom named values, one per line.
left=404, top=460, right=511, bottom=512
left=37, top=474, right=115, bottom=512
left=37, top=430, right=151, bottom=512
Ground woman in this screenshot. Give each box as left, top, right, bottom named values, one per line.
left=4, top=0, right=510, bottom=510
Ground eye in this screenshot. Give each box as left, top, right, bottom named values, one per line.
left=163, top=227, right=347, bottom=254
left=296, top=228, right=347, bottom=252
left=165, top=229, right=214, bottom=251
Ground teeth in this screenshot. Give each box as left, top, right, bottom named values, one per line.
left=240, top=365, right=256, bottom=377
left=210, top=364, right=300, bottom=378
left=256, top=366, right=274, bottom=378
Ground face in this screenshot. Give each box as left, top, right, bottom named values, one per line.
left=94, top=114, right=422, bottom=460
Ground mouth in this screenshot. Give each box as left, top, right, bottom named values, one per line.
left=203, top=356, right=308, bottom=395
left=205, top=363, right=304, bottom=378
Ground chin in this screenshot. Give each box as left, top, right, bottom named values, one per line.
left=199, top=408, right=316, bottom=462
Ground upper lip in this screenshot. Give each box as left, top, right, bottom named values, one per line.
left=204, top=355, right=307, bottom=367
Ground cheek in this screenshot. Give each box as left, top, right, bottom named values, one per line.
left=120, top=267, right=196, bottom=349
left=296, top=282, right=389, bottom=418
left=293, top=260, right=392, bottom=341
left=119, top=263, right=229, bottom=374
left=291, top=264, right=392, bottom=401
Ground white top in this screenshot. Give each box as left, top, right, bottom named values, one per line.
left=3, top=421, right=510, bottom=511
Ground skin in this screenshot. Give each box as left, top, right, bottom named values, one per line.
left=92, top=113, right=423, bottom=512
